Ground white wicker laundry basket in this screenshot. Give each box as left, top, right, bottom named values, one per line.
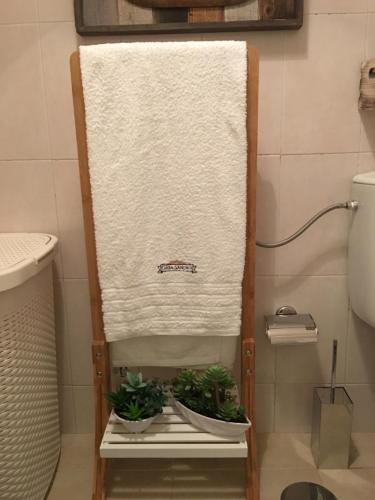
left=0, top=233, right=60, bottom=500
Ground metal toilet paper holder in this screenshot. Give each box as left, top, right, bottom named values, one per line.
left=265, top=305, right=317, bottom=331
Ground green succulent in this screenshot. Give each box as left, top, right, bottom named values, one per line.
left=123, top=372, right=147, bottom=392
left=107, top=371, right=166, bottom=421
left=117, top=401, right=148, bottom=421
left=199, top=365, right=235, bottom=408
left=172, top=365, right=247, bottom=424
left=216, top=400, right=246, bottom=423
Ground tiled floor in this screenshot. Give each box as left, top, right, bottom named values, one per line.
left=47, top=433, right=375, bottom=500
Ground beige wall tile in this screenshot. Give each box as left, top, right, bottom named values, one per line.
left=246, top=32, right=285, bottom=155
left=39, top=22, right=78, bottom=159
left=64, top=279, right=93, bottom=386
left=360, top=14, right=375, bottom=152
left=346, top=313, right=375, bottom=384
left=366, top=13, right=375, bottom=56
left=275, top=383, right=316, bottom=432
left=37, top=0, right=74, bottom=22
left=305, top=0, right=368, bottom=13
left=73, top=385, right=95, bottom=433
left=283, top=14, right=365, bottom=154
left=0, top=160, right=58, bottom=233
left=53, top=160, right=88, bottom=278
left=0, top=0, right=37, bottom=24
left=358, top=152, right=375, bottom=172
left=59, top=385, right=76, bottom=433
left=54, top=278, right=72, bottom=385
left=255, top=276, right=278, bottom=383
left=256, top=155, right=280, bottom=276
left=369, top=0, right=375, bottom=12
left=202, top=31, right=285, bottom=155
left=255, top=384, right=275, bottom=433
left=257, top=433, right=315, bottom=469
left=346, top=384, right=375, bottom=432
left=276, top=154, right=357, bottom=276
left=0, top=25, right=50, bottom=159
left=276, top=276, right=349, bottom=384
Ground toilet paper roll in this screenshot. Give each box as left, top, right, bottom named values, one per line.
left=266, top=327, right=318, bottom=346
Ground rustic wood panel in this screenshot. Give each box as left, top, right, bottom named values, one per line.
left=83, top=0, right=119, bottom=25
left=118, top=0, right=154, bottom=24
left=127, top=0, right=241, bottom=7
left=154, top=8, right=188, bottom=23
left=188, top=6, right=224, bottom=22
left=259, top=0, right=295, bottom=19
left=225, top=0, right=258, bottom=23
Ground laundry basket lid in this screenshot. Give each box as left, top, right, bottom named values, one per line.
left=0, top=233, right=58, bottom=292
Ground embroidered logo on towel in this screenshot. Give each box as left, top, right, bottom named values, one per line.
left=158, top=260, right=197, bottom=274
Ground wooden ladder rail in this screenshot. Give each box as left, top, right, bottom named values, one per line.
left=242, top=46, right=259, bottom=500
left=70, top=52, right=109, bottom=500
left=70, top=45, right=259, bottom=500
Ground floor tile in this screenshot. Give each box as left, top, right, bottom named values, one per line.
left=49, top=432, right=375, bottom=500
left=107, top=469, right=173, bottom=499
left=350, top=433, right=375, bottom=468
left=318, top=469, right=375, bottom=500
left=260, top=468, right=321, bottom=500
left=172, top=468, right=245, bottom=499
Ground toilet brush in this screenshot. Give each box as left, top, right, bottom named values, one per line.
left=330, top=339, right=338, bottom=404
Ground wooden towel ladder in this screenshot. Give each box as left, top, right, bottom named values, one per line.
left=70, top=43, right=259, bottom=500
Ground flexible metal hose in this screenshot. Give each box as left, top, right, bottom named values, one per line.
left=256, top=200, right=359, bottom=249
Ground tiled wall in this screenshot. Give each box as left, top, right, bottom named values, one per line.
left=1, top=0, right=375, bottom=434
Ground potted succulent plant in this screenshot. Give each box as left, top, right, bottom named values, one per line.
left=107, top=372, right=166, bottom=433
left=172, top=365, right=251, bottom=438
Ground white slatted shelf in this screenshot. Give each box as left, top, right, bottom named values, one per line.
left=100, top=405, right=248, bottom=459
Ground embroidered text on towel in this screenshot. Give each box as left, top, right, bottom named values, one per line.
left=158, top=261, right=197, bottom=273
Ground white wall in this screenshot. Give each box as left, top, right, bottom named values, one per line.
left=0, top=0, right=375, bottom=433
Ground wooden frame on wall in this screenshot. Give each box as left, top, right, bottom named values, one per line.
left=74, top=0, right=303, bottom=36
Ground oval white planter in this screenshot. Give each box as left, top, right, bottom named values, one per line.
left=114, top=412, right=157, bottom=433
left=175, top=400, right=251, bottom=438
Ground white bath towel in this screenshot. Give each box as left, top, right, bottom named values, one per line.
left=79, top=41, right=248, bottom=351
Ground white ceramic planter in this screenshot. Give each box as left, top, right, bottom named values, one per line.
left=175, top=400, right=251, bottom=438
left=114, top=411, right=157, bottom=433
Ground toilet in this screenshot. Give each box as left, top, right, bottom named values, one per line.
left=348, top=171, right=375, bottom=328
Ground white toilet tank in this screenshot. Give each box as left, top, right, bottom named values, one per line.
left=349, top=171, right=375, bottom=328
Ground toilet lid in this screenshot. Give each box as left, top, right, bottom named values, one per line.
left=353, top=171, right=375, bottom=185
left=281, top=482, right=337, bottom=500
left=0, top=233, right=58, bottom=292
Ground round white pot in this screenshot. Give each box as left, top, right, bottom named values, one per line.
left=114, top=411, right=157, bottom=433
left=175, top=400, right=251, bottom=438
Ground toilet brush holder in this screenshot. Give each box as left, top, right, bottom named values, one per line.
left=311, top=339, right=353, bottom=469
left=311, top=386, right=353, bottom=469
